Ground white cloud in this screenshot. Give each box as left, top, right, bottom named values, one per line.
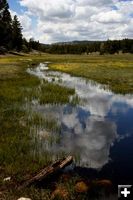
left=20, top=0, right=75, bottom=20
left=10, top=10, right=33, bottom=39
left=19, top=14, right=32, bottom=31
left=91, top=10, right=125, bottom=23
left=77, top=0, right=113, bottom=7
left=16, top=0, right=133, bottom=43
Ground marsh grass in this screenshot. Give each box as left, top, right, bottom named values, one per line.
left=0, top=75, right=47, bottom=179
left=70, top=94, right=81, bottom=106
left=0, top=55, right=77, bottom=199
left=39, top=81, right=75, bottom=104
left=29, top=112, right=61, bottom=149
left=49, top=54, right=133, bottom=94
left=0, top=53, right=132, bottom=199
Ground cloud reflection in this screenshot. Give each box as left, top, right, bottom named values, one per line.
left=28, top=63, right=133, bottom=169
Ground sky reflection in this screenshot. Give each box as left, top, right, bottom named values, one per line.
left=28, top=63, right=133, bottom=170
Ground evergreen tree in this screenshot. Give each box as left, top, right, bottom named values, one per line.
left=22, top=38, right=30, bottom=53
left=0, top=0, right=12, bottom=50
left=29, top=38, right=41, bottom=51
left=12, top=15, right=23, bottom=51
left=100, top=42, right=105, bottom=55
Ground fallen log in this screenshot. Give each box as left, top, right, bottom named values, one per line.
left=19, top=156, right=73, bottom=189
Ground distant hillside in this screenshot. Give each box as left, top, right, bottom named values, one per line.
left=53, top=40, right=103, bottom=45
left=44, top=39, right=133, bottom=55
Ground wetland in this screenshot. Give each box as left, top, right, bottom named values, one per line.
left=0, top=54, right=133, bottom=199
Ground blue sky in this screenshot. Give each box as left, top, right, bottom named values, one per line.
left=8, top=0, right=19, bottom=12
left=8, top=0, right=26, bottom=14
left=8, top=0, right=133, bottom=43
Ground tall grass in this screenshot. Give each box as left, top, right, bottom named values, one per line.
left=39, top=81, right=75, bottom=104
left=0, top=56, right=75, bottom=193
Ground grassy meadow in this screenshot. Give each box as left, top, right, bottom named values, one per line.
left=48, top=54, right=133, bottom=94
left=0, top=53, right=133, bottom=199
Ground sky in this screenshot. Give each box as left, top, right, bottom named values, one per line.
left=8, top=0, right=133, bottom=44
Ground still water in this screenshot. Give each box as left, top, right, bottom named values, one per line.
left=27, top=63, right=133, bottom=185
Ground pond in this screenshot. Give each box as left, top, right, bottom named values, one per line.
left=27, top=63, right=133, bottom=185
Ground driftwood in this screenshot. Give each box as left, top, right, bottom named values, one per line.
left=19, top=156, right=73, bottom=189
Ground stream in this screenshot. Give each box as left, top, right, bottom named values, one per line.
left=27, top=63, right=133, bottom=184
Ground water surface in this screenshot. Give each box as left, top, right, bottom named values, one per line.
left=27, top=63, right=133, bottom=184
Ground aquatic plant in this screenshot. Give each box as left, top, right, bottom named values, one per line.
left=39, top=81, right=75, bottom=104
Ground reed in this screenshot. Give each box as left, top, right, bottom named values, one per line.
left=39, top=81, right=75, bottom=104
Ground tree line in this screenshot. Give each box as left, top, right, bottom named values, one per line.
left=0, top=0, right=133, bottom=54
left=47, top=39, right=133, bottom=55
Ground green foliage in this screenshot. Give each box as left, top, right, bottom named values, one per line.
left=12, top=15, right=23, bottom=51
left=0, top=0, right=23, bottom=52
left=100, top=43, right=105, bottom=55
left=0, top=0, right=12, bottom=50
left=29, top=38, right=41, bottom=51
left=22, top=44, right=29, bottom=53
left=47, top=39, right=133, bottom=55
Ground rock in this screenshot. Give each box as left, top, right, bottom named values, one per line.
left=51, top=186, right=69, bottom=199
left=75, top=181, right=89, bottom=193
left=17, top=198, right=31, bottom=200
left=94, top=179, right=112, bottom=187
left=3, top=177, right=11, bottom=181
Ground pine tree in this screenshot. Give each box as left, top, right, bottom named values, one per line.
left=0, top=0, right=13, bottom=50
left=12, top=15, right=23, bottom=51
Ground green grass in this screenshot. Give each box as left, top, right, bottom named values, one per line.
left=48, top=54, right=133, bottom=94
left=0, top=53, right=132, bottom=199
left=39, top=80, right=75, bottom=104
left=0, top=54, right=76, bottom=199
